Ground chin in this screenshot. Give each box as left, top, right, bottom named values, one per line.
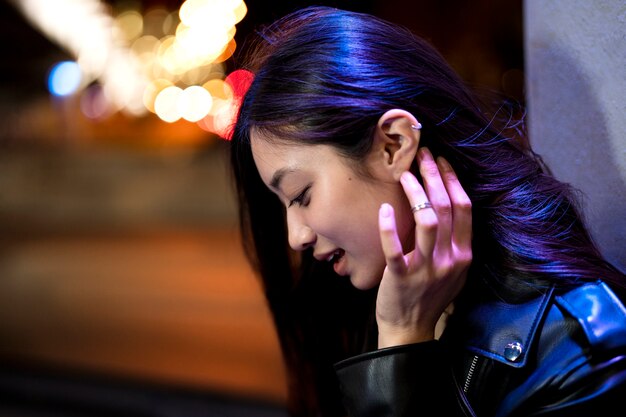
left=349, top=274, right=382, bottom=291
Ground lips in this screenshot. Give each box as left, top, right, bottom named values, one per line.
left=327, top=249, right=344, bottom=263
left=332, top=250, right=348, bottom=276
left=314, top=249, right=345, bottom=265
left=313, top=248, right=347, bottom=275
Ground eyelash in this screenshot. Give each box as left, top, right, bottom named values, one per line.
left=288, top=185, right=311, bottom=207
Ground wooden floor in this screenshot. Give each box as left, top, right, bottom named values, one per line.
left=0, top=227, right=287, bottom=405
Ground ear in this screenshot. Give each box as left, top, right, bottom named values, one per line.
left=371, top=109, right=421, bottom=181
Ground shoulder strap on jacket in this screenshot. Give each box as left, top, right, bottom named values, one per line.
left=555, top=280, right=626, bottom=352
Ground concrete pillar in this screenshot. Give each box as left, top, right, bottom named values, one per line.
left=525, top=0, right=626, bottom=271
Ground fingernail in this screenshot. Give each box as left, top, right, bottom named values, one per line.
left=418, top=147, right=432, bottom=160
left=437, top=156, right=452, bottom=172
left=380, top=203, right=392, bottom=217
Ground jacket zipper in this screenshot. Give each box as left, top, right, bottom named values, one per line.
left=464, top=355, right=479, bottom=393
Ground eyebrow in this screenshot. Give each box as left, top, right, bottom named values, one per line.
left=270, top=167, right=296, bottom=191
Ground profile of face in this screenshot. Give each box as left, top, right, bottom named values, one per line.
left=250, top=111, right=420, bottom=290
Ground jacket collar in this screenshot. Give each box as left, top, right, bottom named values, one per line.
left=447, top=286, right=555, bottom=369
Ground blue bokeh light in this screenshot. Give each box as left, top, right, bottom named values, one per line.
left=48, top=61, right=82, bottom=97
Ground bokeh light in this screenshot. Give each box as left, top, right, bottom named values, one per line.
left=143, top=78, right=174, bottom=114
left=115, top=10, right=144, bottom=43
left=155, top=85, right=183, bottom=123
left=180, top=86, right=213, bottom=122
left=14, top=0, right=249, bottom=138
left=196, top=69, right=253, bottom=140
left=80, top=83, right=112, bottom=120
left=48, top=61, right=82, bottom=97
left=225, top=69, right=254, bottom=108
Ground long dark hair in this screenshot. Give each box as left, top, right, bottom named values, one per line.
left=229, top=6, right=624, bottom=417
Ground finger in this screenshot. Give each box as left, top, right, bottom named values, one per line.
left=400, top=171, right=437, bottom=259
left=417, top=148, right=452, bottom=254
left=436, top=156, right=472, bottom=250
left=379, top=203, right=409, bottom=276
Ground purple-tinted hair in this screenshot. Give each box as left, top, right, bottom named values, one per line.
left=229, top=6, right=625, bottom=416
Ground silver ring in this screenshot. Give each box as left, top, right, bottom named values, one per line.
left=411, top=201, right=433, bottom=213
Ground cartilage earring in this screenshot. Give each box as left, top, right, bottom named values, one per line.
left=411, top=122, right=422, bottom=130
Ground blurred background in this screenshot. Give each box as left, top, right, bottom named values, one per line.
left=0, top=0, right=525, bottom=416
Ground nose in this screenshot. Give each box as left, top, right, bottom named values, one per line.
left=286, top=211, right=316, bottom=251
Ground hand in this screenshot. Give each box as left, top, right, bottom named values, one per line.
left=376, top=147, right=472, bottom=348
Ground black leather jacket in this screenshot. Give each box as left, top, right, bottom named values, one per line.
left=334, top=280, right=626, bottom=416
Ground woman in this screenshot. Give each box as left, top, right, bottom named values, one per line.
left=229, top=6, right=626, bottom=417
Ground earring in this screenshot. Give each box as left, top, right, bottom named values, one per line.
left=411, top=122, right=422, bottom=130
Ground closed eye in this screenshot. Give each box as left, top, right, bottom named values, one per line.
left=288, top=185, right=311, bottom=207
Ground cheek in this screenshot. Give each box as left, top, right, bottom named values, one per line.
left=311, top=186, right=379, bottom=241
left=312, top=177, right=404, bottom=252
left=338, top=202, right=386, bottom=252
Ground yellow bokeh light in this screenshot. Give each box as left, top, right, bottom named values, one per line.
left=179, top=0, right=237, bottom=29
left=143, top=7, right=169, bottom=38
left=132, top=35, right=160, bottom=74
left=115, top=10, right=144, bottom=43
left=174, top=23, right=234, bottom=66
left=180, top=65, right=209, bottom=86
left=213, top=38, right=237, bottom=64
left=205, top=63, right=226, bottom=81
left=179, top=86, right=213, bottom=122
left=18, top=0, right=248, bottom=132
left=233, top=0, right=248, bottom=24
left=156, top=35, right=180, bottom=75
left=162, top=10, right=181, bottom=36
left=143, top=78, right=174, bottom=113
left=198, top=98, right=237, bottom=139
left=155, top=85, right=183, bottom=123
left=131, top=35, right=160, bottom=56
left=203, top=78, right=234, bottom=102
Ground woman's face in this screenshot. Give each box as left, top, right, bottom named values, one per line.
left=250, top=131, right=414, bottom=290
